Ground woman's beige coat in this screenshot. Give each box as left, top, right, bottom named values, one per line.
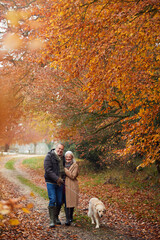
left=64, top=162, right=79, bottom=208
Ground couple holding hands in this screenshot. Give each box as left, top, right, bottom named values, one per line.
left=44, top=143, right=79, bottom=227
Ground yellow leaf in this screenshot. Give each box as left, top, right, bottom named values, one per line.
left=6, top=10, right=20, bottom=27
left=27, top=203, right=34, bottom=209
left=9, top=219, right=20, bottom=225
left=22, top=208, right=30, bottom=214
left=30, top=192, right=36, bottom=198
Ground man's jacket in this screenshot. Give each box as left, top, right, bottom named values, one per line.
left=44, top=149, right=65, bottom=184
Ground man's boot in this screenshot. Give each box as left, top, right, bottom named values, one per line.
left=48, top=206, right=56, bottom=228
left=70, top=207, right=74, bottom=222
left=55, top=205, right=61, bottom=225
left=65, top=208, right=71, bottom=226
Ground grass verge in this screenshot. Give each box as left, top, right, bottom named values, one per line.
left=22, top=156, right=45, bottom=169
left=20, top=156, right=160, bottom=223
left=17, top=175, right=48, bottom=200
left=5, top=159, right=15, bottom=170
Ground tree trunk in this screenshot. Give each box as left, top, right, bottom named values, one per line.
left=4, top=144, right=9, bottom=152
left=33, top=143, right=37, bottom=154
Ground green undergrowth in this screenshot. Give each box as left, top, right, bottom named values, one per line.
left=17, top=175, right=48, bottom=200
left=22, top=156, right=81, bottom=170
left=78, top=159, right=159, bottom=223
left=20, top=156, right=159, bottom=222
left=73, top=211, right=117, bottom=236
left=22, top=155, right=159, bottom=191
left=22, top=156, right=45, bottom=169
left=4, top=155, right=159, bottom=224
left=74, top=213, right=91, bottom=228
left=5, top=159, right=16, bottom=170
left=79, top=159, right=159, bottom=191
left=5, top=157, right=48, bottom=200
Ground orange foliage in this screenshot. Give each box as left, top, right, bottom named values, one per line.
left=0, top=196, right=34, bottom=226
left=0, top=73, right=23, bottom=146
left=31, top=0, right=159, bottom=167
left=0, top=0, right=159, bottom=166
left=14, top=118, right=49, bottom=145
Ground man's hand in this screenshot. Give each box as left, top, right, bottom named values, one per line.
left=57, top=178, right=64, bottom=186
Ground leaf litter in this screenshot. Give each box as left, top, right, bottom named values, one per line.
left=0, top=156, right=159, bottom=240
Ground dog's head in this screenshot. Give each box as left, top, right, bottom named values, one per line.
left=96, top=205, right=106, bottom=218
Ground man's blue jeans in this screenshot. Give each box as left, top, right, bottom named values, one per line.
left=46, top=183, right=63, bottom=207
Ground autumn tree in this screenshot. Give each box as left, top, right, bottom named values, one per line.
left=0, top=71, right=23, bottom=150
left=26, top=0, right=159, bottom=168
left=0, top=1, right=51, bottom=148
left=1, top=0, right=159, bottom=168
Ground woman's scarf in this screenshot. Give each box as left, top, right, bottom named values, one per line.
left=65, top=160, right=73, bottom=169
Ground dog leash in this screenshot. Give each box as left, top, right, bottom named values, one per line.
left=63, top=183, right=82, bottom=198
left=64, top=183, right=90, bottom=212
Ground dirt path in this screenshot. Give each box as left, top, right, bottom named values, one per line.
left=0, top=155, right=155, bottom=240
left=0, top=155, right=47, bottom=209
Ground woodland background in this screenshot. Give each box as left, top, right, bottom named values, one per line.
left=0, top=0, right=159, bottom=170
left=0, top=0, right=159, bottom=238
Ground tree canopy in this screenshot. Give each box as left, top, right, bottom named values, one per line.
left=0, top=0, right=159, bottom=167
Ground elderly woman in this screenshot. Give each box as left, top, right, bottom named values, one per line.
left=64, top=151, right=79, bottom=226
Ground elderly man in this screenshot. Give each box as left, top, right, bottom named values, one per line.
left=44, top=143, right=65, bottom=227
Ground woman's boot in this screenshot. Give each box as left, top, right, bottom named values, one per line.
left=65, top=208, right=71, bottom=226
left=70, top=207, right=74, bottom=222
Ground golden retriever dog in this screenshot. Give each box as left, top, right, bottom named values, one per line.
left=88, top=197, right=106, bottom=228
